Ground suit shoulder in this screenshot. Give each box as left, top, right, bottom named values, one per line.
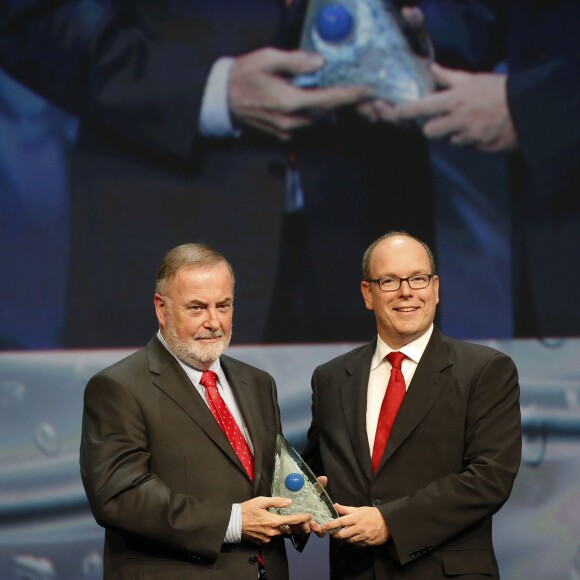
left=314, top=343, right=370, bottom=373
left=443, top=335, right=516, bottom=367
left=89, top=347, right=148, bottom=384
left=221, top=353, right=274, bottom=382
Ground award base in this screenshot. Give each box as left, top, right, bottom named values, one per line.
left=270, top=435, right=338, bottom=526
left=294, top=0, right=434, bottom=104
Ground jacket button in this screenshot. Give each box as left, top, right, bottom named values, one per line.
left=372, top=499, right=381, bottom=507
left=249, top=554, right=258, bottom=565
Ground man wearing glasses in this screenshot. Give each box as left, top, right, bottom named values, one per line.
left=303, top=231, right=521, bottom=579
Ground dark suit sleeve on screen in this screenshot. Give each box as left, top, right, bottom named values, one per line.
left=507, top=53, right=580, bottom=198
left=0, top=0, right=211, bottom=160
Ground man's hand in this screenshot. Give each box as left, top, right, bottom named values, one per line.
left=357, top=7, right=518, bottom=154
left=393, top=63, right=519, bottom=152
left=229, top=47, right=370, bottom=140
left=320, top=503, right=390, bottom=547
left=241, top=496, right=312, bottom=544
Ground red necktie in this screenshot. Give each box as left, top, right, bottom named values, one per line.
left=200, top=370, right=254, bottom=481
left=371, top=352, right=407, bottom=473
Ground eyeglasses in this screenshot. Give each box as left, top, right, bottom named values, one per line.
left=365, top=274, right=435, bottom=292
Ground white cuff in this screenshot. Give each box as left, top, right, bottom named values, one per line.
left=199, top=57, right=240, bottom=138
left=224, top=503, right=242, bottom=543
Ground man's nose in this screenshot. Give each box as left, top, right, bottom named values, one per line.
left=399, top=279, right=413, bottom=296
left=203, top=308, right=220, bottom=329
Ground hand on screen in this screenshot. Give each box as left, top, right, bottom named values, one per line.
left=392, top=64, right=519, bottom=152
left=229, top=47, right=370, bottom=141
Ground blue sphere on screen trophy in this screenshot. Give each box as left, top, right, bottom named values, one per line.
left=315, top=3, right=354, bottom=43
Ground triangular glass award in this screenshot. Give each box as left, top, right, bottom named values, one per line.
left=294, top=0, right=434, bottom=104
left=270, top=434, right=338, bottom=525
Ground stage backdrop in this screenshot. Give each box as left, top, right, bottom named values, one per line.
left=1, top=340, right=580, bottom=579
left=1, top=2, right=580, bottom=577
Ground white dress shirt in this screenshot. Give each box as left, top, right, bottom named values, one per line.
left=366, top=325, right=434, bottom=454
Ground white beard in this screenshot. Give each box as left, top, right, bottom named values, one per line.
left=164, top=313, right=232, bottom=369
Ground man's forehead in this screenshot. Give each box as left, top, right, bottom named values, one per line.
left=371, top=238, right=430, bottom=270
left=166, top=265, right=233, bottom=295
left=172, top=264, right=231, bottom=281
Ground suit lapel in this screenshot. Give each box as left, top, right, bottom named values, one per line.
left=339, top=342, right=376, bottom=482
left=146, top=338, right=249, bottom=479
left=377, top=329, right=453, bottom=470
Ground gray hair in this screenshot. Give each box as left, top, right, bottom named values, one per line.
left=156, top=243, right=235, bottom=295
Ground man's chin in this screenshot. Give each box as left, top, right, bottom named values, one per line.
left=186, top=336, right=231, bottom=367
left=193, top=344, right=226, bottom=364
left=164, top=338, right=221, bottom=368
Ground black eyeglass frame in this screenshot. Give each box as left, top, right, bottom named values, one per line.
left=364, top=274, right=436, bottom=292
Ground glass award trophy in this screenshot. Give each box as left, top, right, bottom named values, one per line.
left=270, top=435, right=338, bottom=525
left=294, top=0, right=434, bottom=104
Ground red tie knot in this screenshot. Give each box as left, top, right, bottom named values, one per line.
left=200, top=370, right=218, bottom=390
left=387, top=351, right=406, bottom=369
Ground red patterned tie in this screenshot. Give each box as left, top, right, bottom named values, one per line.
left=371, top=352, right=407, bottom=473
left=200, top=370, right=254, bottom=481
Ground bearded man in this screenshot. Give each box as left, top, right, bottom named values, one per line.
left=80, top=243, right=310, bottom=580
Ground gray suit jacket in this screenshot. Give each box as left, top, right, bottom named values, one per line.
left=302, top=329, right=521, bottom=579
left=80, top=336, right=288, bottom=579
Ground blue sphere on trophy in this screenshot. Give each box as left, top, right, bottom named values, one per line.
left=284, top=472, right=305, bottom=492
left=270, top=435, right=338, bottom=525
left=315, top=3, right=354, bottom=43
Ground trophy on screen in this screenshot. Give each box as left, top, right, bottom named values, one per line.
left=294, top=0, right=434, bottom=104
left=270, top=435, right=338, bottom=525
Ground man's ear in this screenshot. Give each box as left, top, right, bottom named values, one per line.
left=361, top=281, right=374, bottom=312
left=433, top=275, right=440, bottom=305
left=154, top=293, right=167, bottom=328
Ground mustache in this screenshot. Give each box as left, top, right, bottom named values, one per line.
left=194, top=331, right=224, bottom=340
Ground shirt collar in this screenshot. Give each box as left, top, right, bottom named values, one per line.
left=371, top=324, right=434, bottom=370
